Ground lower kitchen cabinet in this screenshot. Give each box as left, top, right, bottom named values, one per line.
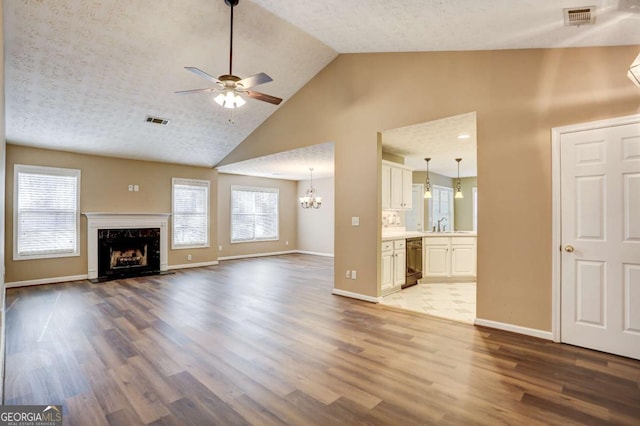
left=381, top=239, right=406, bottom=295
left=423, top=236, right=476, bottom=281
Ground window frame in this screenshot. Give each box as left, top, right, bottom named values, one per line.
left=230, top=185, right=279, bottom=244
left=428, top=185, right=454, bottom=231
left=171, top=177, right=210, bottom=250
left=13, top=164, right=81, bottom=261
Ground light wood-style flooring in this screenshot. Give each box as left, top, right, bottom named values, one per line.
left=4, top=254, right=640, bottom=425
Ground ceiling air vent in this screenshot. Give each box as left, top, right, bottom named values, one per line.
left=145, top=115, right=170, bottom=126
left=563, top=6, right=596, bottom=26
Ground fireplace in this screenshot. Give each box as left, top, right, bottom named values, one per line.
left=84, top=213, right=170, bottom=281
left=98, top=228, right=160, bottom=280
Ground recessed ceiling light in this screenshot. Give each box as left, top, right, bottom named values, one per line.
left=457, top=133, right=470, bottom=139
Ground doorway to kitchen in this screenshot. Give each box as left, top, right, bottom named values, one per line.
left=379, top=112, right=478, bottom=324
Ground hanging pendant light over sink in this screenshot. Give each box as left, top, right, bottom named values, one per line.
left=455, top=158, right=464, bottom=199
left=424, top=157, right=432, bottom=199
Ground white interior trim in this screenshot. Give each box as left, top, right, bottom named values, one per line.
left=6, top=274, right=88, bottom=288
left=550, top=113, right=640, bottom=343
left=218, top=250, right=297, bottom=261
left=332, top=288, right=382, bottom=303
left=168, top=261, right=219, bottom=270
left=474, top=318, right=553, bottom=341
left=83, top=212, right=170, bottom=280
left=296, top=250, right=334, bottom=257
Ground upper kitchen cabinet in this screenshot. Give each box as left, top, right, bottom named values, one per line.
left=382, top=160, right=412, bottom=210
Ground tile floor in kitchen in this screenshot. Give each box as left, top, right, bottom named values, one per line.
left=381, top=282, right=476, bottom=324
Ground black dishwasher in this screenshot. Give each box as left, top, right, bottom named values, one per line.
left=404, top=237, right=423, bottom=288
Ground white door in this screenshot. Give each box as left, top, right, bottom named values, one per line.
left=405, top=184, right=424, bottom=231
left=382, top=164, right=391, bottom=210
left=381, top=250, right=394, bottom=294
left=560, top=122, right=640, bottom=360
left=393, top=249, right=406, bottom=287
left=402, top=169, right=413, bottom=209
left=390, top=166, right=404, bottom=209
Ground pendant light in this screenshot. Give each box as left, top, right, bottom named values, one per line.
left=455, top=158, right=464, bottom=199
left=423, top=157, right=432, bottom=199
left=299, top=168, right=322, bottom=209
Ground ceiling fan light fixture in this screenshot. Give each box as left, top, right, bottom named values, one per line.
left=215, top=89, right=245, bottom=108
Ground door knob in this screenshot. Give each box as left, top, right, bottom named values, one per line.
left=564, top=245, right=575, bottom=253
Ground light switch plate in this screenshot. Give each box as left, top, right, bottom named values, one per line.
left=351, top=217, right=360, bottom=226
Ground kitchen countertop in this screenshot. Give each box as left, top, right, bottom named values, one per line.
left=382, top=231, right=477, bottom=241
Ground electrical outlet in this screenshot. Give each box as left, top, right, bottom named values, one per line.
left=187, top=254, right=192, bottom=261
left=134, top=185, right=139, bottom=192
left=128, top=185, right=133, bottom=191
left=351, top=270, right=357, bottom=279
left=218, top=245, right=222, bottom=251
left=345, top=270, right=351, bottom=279
left=352, top=217, right=360, bottom=226
left=285, top=240, right=289, bottom=246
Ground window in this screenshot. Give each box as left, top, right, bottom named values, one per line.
left=231, top=186, right=279, bottom=243
left=428, top=185, right=454, bottom=231
left=14, top=164, right=81, bottom=260
left=172, top=178, right=210, bottom=248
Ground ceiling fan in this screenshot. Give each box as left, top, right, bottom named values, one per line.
left=175, top=0, right=282, bottom=109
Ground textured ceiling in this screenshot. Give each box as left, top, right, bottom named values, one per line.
left=253, top=0, right=640, bottom=53
left=217, top=142, right=334, bottom=181
left=382, top=112, right=477, bottom=178
left=4, top=0, right=640, bottom=172
left=4, top=0, right=336, bottom=167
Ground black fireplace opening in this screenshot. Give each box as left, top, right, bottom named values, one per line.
left=98, top=228, right=161, bottom=280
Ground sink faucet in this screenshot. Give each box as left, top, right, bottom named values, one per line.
left=437, top=217, right=447, bottom=232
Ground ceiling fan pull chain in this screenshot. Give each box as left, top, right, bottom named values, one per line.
left=229, top=0, right=234, bottom=75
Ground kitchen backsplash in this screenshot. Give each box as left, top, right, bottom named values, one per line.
left=382, top=210, right=404, bottom=228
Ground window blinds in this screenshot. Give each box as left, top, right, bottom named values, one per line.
left=231, top=186, right=279, bottom=243
left=15, top=165, right=80, bottom=259
left=172, top=178, right=209, bottom=248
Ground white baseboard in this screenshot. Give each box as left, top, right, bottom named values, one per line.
left=474, top=318, right=553, bottom=340
left=168, top=261, right=219, bottom=270
left=296, top=250, right=334, bottom=257
left=218, top=250, right=297, bottom=261
left=6, top=274, right=89, bottom=288
left=332, top=288, right=382, bottom=303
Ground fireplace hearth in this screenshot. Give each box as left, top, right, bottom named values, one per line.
left=98, top=228, right=160, bottom=280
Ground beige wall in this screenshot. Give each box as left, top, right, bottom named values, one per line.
left=297, top=177, right=334, bottom=255
left=219, top=46, right=640, bottom=331
left=4, top=145, right=218, bottom=283
left=454, top=177, right=477, bottom=231
left=217, top=173, right=297, bottom=258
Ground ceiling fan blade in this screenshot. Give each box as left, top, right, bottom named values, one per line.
left=174, top=88, right=217, bottom=95
left=246, top=90, right=283, bottom=105
left=185, top=67, right=221, bottom=85
left=237, top=72, right=273, bottom=89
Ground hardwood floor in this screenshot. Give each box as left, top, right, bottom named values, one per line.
left=4, top=254, right=640, bottom=425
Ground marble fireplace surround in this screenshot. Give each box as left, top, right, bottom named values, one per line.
left=83, top=212, right=170, bottom=280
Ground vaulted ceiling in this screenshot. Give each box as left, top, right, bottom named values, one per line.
left=4, top=0, right=640, bottom=177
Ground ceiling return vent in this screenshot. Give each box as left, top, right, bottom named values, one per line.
left=145, top=115, right=170, bottom=126
left=563, top=6, right=596, bottom=26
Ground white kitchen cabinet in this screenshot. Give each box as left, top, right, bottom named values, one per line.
left=451, top=242, right=476, bottom=276
left=383, top=161, right=412, bottom=210
left=423, top=236, right=476, bottom=281
left=424, top=243, right=449, bottom=277
left=381, top=239, right=405, bottom=295
left=381, top=164, right=391, bottom=210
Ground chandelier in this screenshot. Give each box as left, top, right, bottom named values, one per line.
left=299, top=168, right=322, bottom=209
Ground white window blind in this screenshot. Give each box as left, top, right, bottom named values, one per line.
left=14, top=165, right=81, bottom=260
left=231, top=186, right=279, bottom=243
left=172, top=178, right=210, bottom=248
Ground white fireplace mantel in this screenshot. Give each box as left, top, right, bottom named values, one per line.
left=83, top=212, right=171, bottom=280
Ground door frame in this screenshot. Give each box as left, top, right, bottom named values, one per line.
left=551, top=113, right=640, bottom=343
